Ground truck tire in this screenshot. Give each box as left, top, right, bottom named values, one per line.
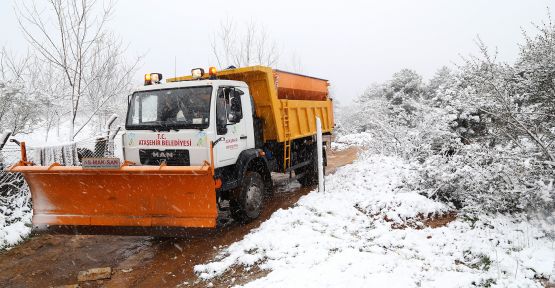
left=296, top=146, right=326, bottom=187
left=296, top=159, right=317, bottom=187
left=230, top=172, right=265, bottom=223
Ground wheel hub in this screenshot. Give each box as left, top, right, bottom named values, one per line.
left=245, top=184, right=262, bottom=216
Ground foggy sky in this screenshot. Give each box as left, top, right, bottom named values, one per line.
left=1, top=0, right=553, bottom=104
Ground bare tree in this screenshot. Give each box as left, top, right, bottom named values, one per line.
left=17, top=0, right=139, bottom=141
left=76, top=34, right=139, bottom=136
left=288, top=52, right=304, bottom=73
left=211, top=19, right=279, bottom=69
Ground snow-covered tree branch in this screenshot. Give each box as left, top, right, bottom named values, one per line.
left=16, top=0, right=139, bottom=141
left=211, top=19, right=279, bottom=69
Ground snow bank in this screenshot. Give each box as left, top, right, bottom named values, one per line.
left=331, top=132, right=373, bottom=151
left=195, top=153, right=555, bottom=287
left=0, top=177, right=31, bottom=250
left=0, top=217, right=31, bottom=250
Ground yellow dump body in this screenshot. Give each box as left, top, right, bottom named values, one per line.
left=168, top=66, right=335, bottom=143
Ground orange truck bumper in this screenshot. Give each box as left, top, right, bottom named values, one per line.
left=10, top=164, right=218, bottom=230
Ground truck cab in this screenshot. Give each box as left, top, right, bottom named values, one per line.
left=123, top=79, right=256, bottom=169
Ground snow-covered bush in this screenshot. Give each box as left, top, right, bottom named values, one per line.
left=0, top=58, right=42, bottom=135
left=338, top=70, right=461, bottom=160
left=337, top=16, right=555, bottom=214
left=413, top=145, right=554, bottom=214
left=0, top=171, right=31, bottom=249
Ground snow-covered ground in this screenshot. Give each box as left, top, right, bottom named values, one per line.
left=195, top=153, right=555, bottom=287
left=331, top=132, right=374, bottom=151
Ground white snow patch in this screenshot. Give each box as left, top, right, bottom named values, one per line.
left=195, top=153, right=555, bottom=287
left=0, top=185, right=32, bottom=250
left=331, top=132, right=373, bottom=151
left=0, top=220, right=31, bottom=249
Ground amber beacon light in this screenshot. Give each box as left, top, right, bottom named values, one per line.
left=209, top=66, right=217, bottom=76
left=144, top=73, right=162, bottom=85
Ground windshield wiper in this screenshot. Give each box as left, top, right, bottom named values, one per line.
left=159, top=123, right=181, bottom=132
left=128, top=124, right=208, bottom=131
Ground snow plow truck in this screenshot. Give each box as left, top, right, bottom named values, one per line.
left=9, top=66, right=334, bottom=234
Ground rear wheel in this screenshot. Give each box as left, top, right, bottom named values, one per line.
left=296, top=162, right=316, bottom=187
left=296, top=145, right=326, bottom=187
left=230, top=172, right=265, bottom=223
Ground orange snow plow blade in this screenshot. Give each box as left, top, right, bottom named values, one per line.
left=10, top=163, right=218, bottom=230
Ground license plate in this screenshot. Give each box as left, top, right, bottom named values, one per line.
left=81, top=157, right=121, bottom=169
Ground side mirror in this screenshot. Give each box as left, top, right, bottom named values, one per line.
left=217, top=112, right=228, bottom=135
left=227, top=113, right=241, bottom=124
left=217, top=123, right=228, bottom=135
left=216, top=91, right=228, bottom=135
left=228, top=93, right=243, bottom=123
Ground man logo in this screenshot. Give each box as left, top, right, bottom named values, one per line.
left=127, top=133, right=136, bottom=146
left=152, top=151, right=174, bottom=158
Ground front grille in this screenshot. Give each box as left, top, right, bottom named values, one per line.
left=139, top=149, right=190, bottom=166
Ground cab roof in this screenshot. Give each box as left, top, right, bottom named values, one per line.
left=134, top=79, right=248, bottom=92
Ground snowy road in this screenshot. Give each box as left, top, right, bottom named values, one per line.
left=0, top=148, right=360, bottom=288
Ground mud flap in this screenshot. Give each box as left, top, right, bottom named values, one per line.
left=10, top=165, right=218, bottom=229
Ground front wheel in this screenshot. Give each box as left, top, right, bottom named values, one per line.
left=230, top=172, right=265, bottom=223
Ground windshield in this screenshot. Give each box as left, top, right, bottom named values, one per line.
left=126, top=86, right=212, bottom=130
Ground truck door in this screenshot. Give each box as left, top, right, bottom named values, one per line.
left=215, top=86, right=247, bottom=167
